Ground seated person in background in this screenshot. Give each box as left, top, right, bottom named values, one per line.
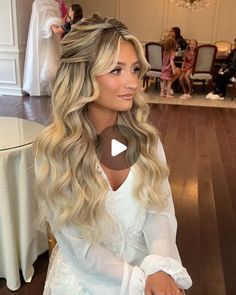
left=179, top=39, right=198, bottom=99
left=160, top=37, right=181, bottom=97
left=52, top=4, right=83, bottom=36
left=170, top=27, right=187, bottom=51
left=206, top=47, right=236, bottom=100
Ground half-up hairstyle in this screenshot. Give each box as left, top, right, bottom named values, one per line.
left=34, top=13, right=169, bottom=242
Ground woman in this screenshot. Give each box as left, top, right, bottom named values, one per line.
left=52, top=3, right=83, bottom=36
left=170, top=27, right=187, bottom=52
left=34, top=13, right=192, bottom=295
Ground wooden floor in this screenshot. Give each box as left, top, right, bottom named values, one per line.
left=0, top=95, right=236, bottom=295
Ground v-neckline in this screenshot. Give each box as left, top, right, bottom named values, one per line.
left=98, top=165, right=132, bottom=193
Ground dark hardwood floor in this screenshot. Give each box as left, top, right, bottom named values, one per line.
left=0, top=95, right=236, bottom=295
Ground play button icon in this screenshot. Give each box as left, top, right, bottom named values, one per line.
left=111, top=139, right=127, bottom=157
left=96, top=125, right=141, bottom=170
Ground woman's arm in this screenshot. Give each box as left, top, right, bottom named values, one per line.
left=52, top=223, right=146, bottom=295
left=141, top=140, right=192, bottom=293
left=51, top=24, right=64, bottom=35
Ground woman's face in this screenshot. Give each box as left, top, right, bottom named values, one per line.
left=170, top=29, right=176, bottom=39
left=68, top=7, right=74, bottom=19
left=91, top=40, right=140, bottom=113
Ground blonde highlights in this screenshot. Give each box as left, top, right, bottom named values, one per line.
left=34, top=13, right=169, bottom=242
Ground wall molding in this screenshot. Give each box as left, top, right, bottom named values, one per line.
left=0, top=0, right=15, bottom=46
left=0, top=86, right=25, bottom=96
left=0, top=58, right=16, bottom=84
left=0, top=0, right=33, bottom=96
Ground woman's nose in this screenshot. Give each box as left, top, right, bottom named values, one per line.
left=124, top=72, right=138, bottom=89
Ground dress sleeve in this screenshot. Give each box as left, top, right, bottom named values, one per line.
left=52, top=223, right=146, bottom=295
left=140, top=140, right=192, bottom=290
left=41, top=16, right=62, bottom=39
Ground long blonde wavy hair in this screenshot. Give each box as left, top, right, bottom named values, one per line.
left=34, top=13, right=169, bottom=242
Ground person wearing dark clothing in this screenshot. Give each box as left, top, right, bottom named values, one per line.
left=62, top=4, right=83, bottom=34
left=206, top=48, right=236, bottom=100
left=170, top=27, right=187, bottom=51
left=52, top=4, right=83, bottom=36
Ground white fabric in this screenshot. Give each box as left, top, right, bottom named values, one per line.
left=146, top=71, right=161, bottom=78
left=42, top=140, right=192, bottom=294
left=0, top=144, right=48, bottom=291
left=140, top=255, right=192, bottom=289
left=190, top=73, right=212, bottom=80
left=23, top=0, right=62, bottom=96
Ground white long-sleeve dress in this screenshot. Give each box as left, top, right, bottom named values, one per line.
left=43, top=141, right=192, bottom=295
left=23, top=0, right=62, bottom=96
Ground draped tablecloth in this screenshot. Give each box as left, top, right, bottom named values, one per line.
left=0, top=117, right=48, bottom=290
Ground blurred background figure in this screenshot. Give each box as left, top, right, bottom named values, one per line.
left=59, top=0, right=68, bottom=19
left=170, top=26, right=187, bottom=52
left=160, top=37, right=181, bottom=97
left=52, top=4, right=83, bottom=36
left=179, top=39, right=198, bottom=99
left=206, top=46, right=236, bottom=100
left=23, top=0, right=62, bottom=96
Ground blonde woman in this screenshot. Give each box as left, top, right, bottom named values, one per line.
left=34, top=13, right=192, bottom=295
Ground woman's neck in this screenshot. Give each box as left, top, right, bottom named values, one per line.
left=87, top=104, right=118, bottom=134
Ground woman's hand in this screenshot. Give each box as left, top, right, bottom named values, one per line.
left=144, top=271, right=184, bottom=295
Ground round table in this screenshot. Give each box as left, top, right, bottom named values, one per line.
left=0, top=117, right=48, bottom=291
left=0, top=116, right=45, bottom=151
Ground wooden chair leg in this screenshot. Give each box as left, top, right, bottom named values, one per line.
left=143, top=76, right=146, bottom=88
left=155, top=78, right=158, bottom=89
left=145, top=76, right=150, bottom=91
left=202, top=80, right=206, bottom=92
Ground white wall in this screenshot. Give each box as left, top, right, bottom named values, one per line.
left=0, top=0, right=235, bottom=96
left=0, top=0, right=33, bottom=96
left=79, top=0, right=236, bottom=45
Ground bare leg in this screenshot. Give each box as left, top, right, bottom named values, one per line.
left=185, top=70, right=192, bottom=94
left=166, top=80, right=174, bottom=97
left=172, top=67, right=181, bottom=84
left=179, top=72, right=187, bottom=94
left=160, top=80, right=166, bottom=97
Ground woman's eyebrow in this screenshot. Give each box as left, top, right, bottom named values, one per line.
left=116, top=61, right=140, bottom=66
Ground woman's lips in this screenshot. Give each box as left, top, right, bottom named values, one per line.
left=118, top=93, right=134, bottom=100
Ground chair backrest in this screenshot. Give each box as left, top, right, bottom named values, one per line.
left=192, top=44, right=217, bottom=75
left=214, top=40, right=232, bottom=55
left=145, top=42, right=163, bottom=71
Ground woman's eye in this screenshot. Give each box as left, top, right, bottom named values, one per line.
left=133, top=67, right=141, bottom=74
left=110, top=68, right=122, bottom=75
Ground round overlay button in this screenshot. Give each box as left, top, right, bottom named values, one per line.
left=96, top=125, right=141, bottom=170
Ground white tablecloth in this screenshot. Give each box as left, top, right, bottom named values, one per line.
left=0, top=118, right=48, bottom=290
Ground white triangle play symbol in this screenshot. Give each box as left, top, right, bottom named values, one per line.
left=111, top=139, right=127, bottom=157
